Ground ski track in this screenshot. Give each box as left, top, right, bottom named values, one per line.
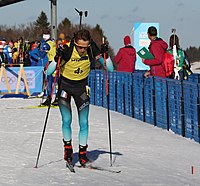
left=0, top=98, right=200, bottom=186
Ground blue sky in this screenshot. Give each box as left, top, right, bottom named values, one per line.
left=0, top=0, right=199, bottom=53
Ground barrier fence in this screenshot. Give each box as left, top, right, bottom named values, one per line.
left=88, top=70, right=200, bottom=143
left=0, top=65, right=43, bottom=97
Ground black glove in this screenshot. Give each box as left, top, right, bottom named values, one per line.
left=101, top=43, right=108, bottom=54
left=57, top=47, right=64, bottom=57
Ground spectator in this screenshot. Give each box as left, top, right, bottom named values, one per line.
left=2, top=40, right=13, bottom=65
left=114, top=35, right=136, bottom=73
left=51, top=37, right=70, bottom=106
left=41, top=33, right=56, bottom=106
left=17, top=37, right=24, bottom=63
left=23, top=41, right=31, bottom=66
left=12, top=42, right=19, bottom=64
left=0, top=42, right=8, bottom=65
left=168, top=34, right=192, bottom=80
left=142, top=26, right=168, bottom=78
left=29, top=40, right=49, bottom=67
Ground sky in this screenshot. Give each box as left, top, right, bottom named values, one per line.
left=0, top=0, right=200, bottom=53
left=1, top=97, right=200, bottom=185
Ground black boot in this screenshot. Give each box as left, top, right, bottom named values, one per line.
left=79, top=145, right=90, bottom=166
left=41, top=96, right=51, bottom=106
left=63, top=139, right=73, bottom=163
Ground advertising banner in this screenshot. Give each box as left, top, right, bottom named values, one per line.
left=0, top=66, right=43, bottom=95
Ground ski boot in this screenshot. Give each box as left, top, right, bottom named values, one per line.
left=63, top=139, right=73, bottom=163
left=41, top=96, right=51, bottom=106
left=79, top=145, right=90, bottom=166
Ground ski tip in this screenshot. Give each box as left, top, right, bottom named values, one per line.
left=66, top=162, right=75, bottom=173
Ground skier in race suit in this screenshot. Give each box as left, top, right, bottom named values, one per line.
left=56, top=29, right=112, bottom=166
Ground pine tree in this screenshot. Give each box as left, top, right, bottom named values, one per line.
left=33, top=11, right=50, bottom=38
left=57, top=17, right=72, bottom=37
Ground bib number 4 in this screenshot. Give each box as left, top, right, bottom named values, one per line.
left=74, top=68, right=83, bottom=74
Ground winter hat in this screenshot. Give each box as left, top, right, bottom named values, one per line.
left=2, top=37, right=6, bottom=42
left=0, top=42, right=3, bottom=49
left=8, top=41, right=14, bottom=47
left=124, top=35, right=131, bottom=46
left=31, top=43, right=37, bottom=50
left=43, top=34, right=50, bottom=40
left=59, top=33, right=65, bottom=40
left=1, top=40, right=6, bottom=45
left=42, top=43, right=50, bottom=51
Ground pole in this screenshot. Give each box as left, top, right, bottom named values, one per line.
left=34, top=57, right=61, bottom=168
left=172, top=28, right=180, bottom=80
left=79, top=11, right=83, bottom=30
left=34, top=101, right=52, bottom=168
left=75, top=8, right=88, bottom=30
left=50, top=0, right=57, bottom=40
left=102, top=37, right=113, bottom=166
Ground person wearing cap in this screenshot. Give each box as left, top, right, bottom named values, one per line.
left=50, top=36, right=71, bottom=106
left=141, top=26, right=168, bottom=78
left=114, top=35, right=136, bottom=73
left=29, top=41, right=50, bottom=67
left=2, top=40, right=13, bottom=65
left=0, top=42, right=8, bottom=66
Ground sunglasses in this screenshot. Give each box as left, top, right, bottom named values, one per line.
left=74, top=41, right=90, bottom=50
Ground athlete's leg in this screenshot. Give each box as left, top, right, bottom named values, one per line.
left=78, top=105, right=89, bottom=146
left=73, top=86, right=90, bottom=146
left=58, top=88, right=72, bottom=142
left=59, top=103, right=72, bottom=141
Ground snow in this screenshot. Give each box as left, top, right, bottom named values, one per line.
left=1, top=98, right=200, bottom=186
left=191, top=61, right=200, bottom=74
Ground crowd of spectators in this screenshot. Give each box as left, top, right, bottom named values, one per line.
left=0, top=33, right=70, bottom=68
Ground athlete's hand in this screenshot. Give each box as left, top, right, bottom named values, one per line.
left=101, top=43, right=108, bottom=53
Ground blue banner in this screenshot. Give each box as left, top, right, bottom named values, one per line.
left=0, top=66, right=43, bottom=95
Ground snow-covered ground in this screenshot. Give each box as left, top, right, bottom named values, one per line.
left=191, top=61, right=200, bottom=74
left=1, top=98, right=200, bottom=186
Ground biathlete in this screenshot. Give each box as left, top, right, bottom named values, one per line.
left=49, top=29, right=113, bottom=166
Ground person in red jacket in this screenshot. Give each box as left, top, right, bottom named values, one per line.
left=142, top=26, right=168, bottom=78
left=114, top=35, right=136, bottom=73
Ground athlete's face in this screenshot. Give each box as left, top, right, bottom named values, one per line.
left=75, top=39, right=90, bottom=56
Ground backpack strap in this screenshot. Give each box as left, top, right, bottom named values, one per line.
left=60, top=39, right=74, bottom=67
left=87, top=40, right=101, bottom=69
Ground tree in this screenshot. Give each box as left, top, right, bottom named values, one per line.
left=33, top=11, right=50, bottom=38
left=57, top=17, right=73, bottom=38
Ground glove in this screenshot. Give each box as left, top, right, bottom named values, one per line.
left=98, top=56, right=114, bottom=72
left=101, top=43, right=108, bottom=53
left=46, top=60, right=57, bottom=76
left=57, top=47, right=64, bottom=57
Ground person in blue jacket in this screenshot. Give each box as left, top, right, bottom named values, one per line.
left=29, top=40, right=50, bottom=67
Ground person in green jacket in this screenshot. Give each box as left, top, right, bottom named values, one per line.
left=168, top=34, right=192, bottom=80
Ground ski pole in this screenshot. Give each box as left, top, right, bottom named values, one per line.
left=34, top=58, right=61, bottom=168
left=172, top=28, right=180, bottom=80
left=102, top=37, right=113, bottom=166
left=34, top=97, right=52, bottom=168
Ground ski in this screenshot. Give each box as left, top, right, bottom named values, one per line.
left=76, top=164, right=121, bottom=173
left=66, top=162, right=75, bottom=173
left=6, top=105, right=59, bottom=109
